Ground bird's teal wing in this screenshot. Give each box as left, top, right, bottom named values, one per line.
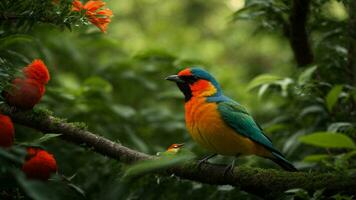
left=217, top=100, right=278, bottom=153
left=216, top=98, right=297, bottom=171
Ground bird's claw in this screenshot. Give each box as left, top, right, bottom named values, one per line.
left=197, top=154, right=217, bottom=169
left=223, top=164, right=235, bottom=176
left=223, top=158, right=236, bottom=176
left=197, top=159, right=207, bottom=169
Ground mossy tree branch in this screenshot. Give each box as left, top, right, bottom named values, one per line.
left=1, top=104, right=355, bottom=199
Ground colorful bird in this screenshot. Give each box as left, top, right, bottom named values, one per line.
left=22, top=147, right=57, bottom=181
left=166, top=143, right=184, bottom=154
left=0, top=114, right=15, bottom=148
left=4, top=59, right=50, bottom=110
left=166, top=67, right=297, bottom=172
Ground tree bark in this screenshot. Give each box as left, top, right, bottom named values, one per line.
left=288, top=0, right=313, bottom=67
left=347, top=0, right=356, bottom=85
left=1, top=105, right=355, bottom=199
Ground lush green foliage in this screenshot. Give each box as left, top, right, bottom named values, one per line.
left=1, top=0, right=355, bottom=199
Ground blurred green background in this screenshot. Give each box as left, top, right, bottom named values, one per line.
left=1, top=0, right=355, bottom=199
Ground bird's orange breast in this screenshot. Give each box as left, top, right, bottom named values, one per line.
left=185, top=97, right=270, bottom=156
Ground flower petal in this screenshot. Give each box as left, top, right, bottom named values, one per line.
left=96, top=8, right=113, bottom=17
left=84, top=0, right=105, bottom=12
left=72, top=0, right=83, bottom=12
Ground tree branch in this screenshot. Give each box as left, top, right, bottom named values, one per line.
left=288, top=0, right=314, bottom=67
left=1, top=104, right=355, bottom=199
left=347, top=0, right=356, bottom=85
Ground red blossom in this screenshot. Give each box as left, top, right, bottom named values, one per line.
left=4, top=59, right=49, bottom=110
left=22, top=147, right=58, bottom=181
left=72, top=0, right=113, bottom=33
left=0, top=114, right=14, bottom=148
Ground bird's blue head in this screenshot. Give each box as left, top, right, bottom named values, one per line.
left=165, top=67, right=222, bottom=101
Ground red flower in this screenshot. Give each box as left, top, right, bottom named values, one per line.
left=72, top=0, right=113, bottom=33
left=72, top=0, right=83, bottom=12
left=0, top=114, right=14, bottom=148
left=4, top=59, right=50, bottom=110
left=83, top=0, right=105, bottom=13
left=22, top=147, right=58, bottom=181
left=23, top=59, right=50, bottom=85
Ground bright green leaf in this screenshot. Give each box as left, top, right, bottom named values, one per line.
left=322, top=0, right=348, bottom=21
left=298, top=65, right=317, bottom=85
left=33, top=134, right=62, bottom=144
left=303, top=154, right=330, bottom=162
left=264, top=124, right=288, bottom=134
left=326, top=85, right=343, bottom=111
left=257, top=84, right=269, bottom=98
left=299, top=132, right=356, bottom=149
left=247, top=74, right=282, bottom=91
left=124, top=153, right=194, bottom=178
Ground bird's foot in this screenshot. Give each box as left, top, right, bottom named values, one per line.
left=197, top=160, right=206, bottom=169
left=223, top=165, right=234, bottom=176
left=223, top=159, right=236, bottom=176
left=197, top=154, right=217, bottom=169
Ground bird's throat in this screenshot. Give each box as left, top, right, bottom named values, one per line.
left=177, top=80, right=218, bottom=102
left=177, top=82, right=192, bottom=102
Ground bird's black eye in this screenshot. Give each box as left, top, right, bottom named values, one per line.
left=180, top=75, right=198, bottom=84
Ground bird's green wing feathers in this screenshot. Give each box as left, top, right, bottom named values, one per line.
left=217, top=100, right=277, bottom=153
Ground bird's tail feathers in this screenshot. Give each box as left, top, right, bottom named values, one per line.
left=270, top=152, right=298, bottom=172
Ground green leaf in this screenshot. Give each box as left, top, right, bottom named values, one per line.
left=33, top=134, right=62, bottom=144
left=67, top=183, right=86, bottom=198
left=276, top=78, right=293, bottom=96
left=303, top=154, right=330, bottom=162
left=298, top=65, right=317, bottom=85
left=264, top=123, right=288, bottom=134
left=247, top=74, right=282, bottom=91
left=0, top=34, right=33, bottom=49
left=14, top=171, right=85, bottom=200
left=83, top=76, right=113, bottom=94
left=284, top=188, right=309, bottom=199
left=326, top=85, right=343, bottom=111
left=0, top=148, right=23, bottom=164
left=327, top=122, right=353, bottom=133
left=15, top=172, right=51, bottom=200
left=299, top=132, right=356, bottom=149
left=257, top=84, right=269, bottom=98
left=124, top=153, right=194, bottom=178
left=298, top=105, right=326, bottom=118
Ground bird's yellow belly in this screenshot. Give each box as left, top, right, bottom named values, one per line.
left=185, top=98, right=269, bottom=156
